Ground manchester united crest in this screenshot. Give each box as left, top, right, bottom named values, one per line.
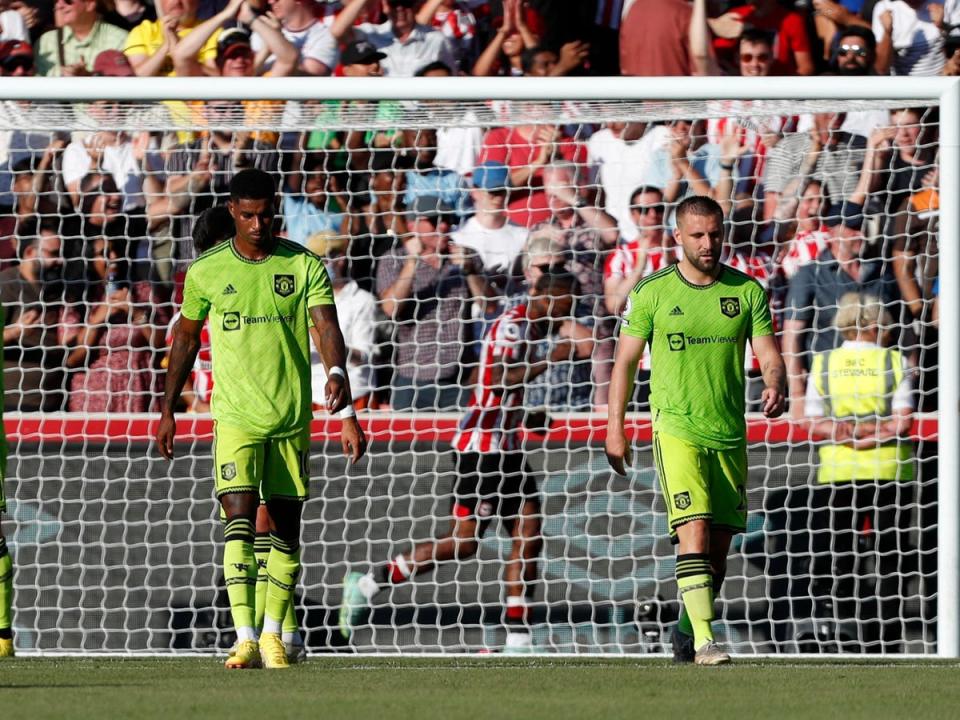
left=719, top=297, right=741, bottom=318
left=274, top=274, right=295, bottom=297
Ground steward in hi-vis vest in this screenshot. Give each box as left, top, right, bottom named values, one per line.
left=805, top=294, right=914, bottom=483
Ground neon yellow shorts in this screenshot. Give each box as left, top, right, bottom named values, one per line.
left=652, top=430, right=748, bottom=542
left=212, top=422, right=310, bottom=502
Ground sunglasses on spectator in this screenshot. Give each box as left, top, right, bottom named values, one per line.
left=633, top=203, right=665, bottom=215
left=389, top=0, right=417, bottom=7
left=532, top=262, right=567, bottom=274
left=740, top=52, right=770, bottom=63
left=838, top=44, right=868, bottom=58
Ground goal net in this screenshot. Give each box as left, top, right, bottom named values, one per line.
left=0, top=80, right=949, bottom=655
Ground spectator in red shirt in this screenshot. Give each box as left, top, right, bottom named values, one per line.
left=478, top=120, right=587, bottom=228
left=712, top=0, right=815, bottom=75
left=620, top=0, right=716, bottom=76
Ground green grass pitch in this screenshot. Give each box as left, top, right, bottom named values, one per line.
left=1, top=656, right=958, bottom=720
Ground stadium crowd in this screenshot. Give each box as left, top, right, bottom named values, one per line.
left=0, top=0, right=942, bottom=418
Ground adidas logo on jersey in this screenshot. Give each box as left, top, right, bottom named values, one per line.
left=669, top=306, right=684, bottom=316
left=223, top=284, right=237, bottom=295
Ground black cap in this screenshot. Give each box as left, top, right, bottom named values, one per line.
left=411, top=195, right=456, bottom=222
left=341, top=40, right=387, bottom=66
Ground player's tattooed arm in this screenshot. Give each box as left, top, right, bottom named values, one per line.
left=309, top=304, right=352, bottom=413
left=309, top=303, right=368, bottom=463
left=157, top=315, right=204, bottom=460
left=752, top=334, right=787, bottom=419
left=605, top=333, right=646, bottom=476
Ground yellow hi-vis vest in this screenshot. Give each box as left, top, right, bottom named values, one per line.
left=811, top=345, right=914, bottom=484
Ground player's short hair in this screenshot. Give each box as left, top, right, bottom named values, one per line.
left=675, top=195, right=723, bottom=228
left=193, top=205, right=235, bottom=254
left=229, top=168, right=275, bottom=202
left=835, top=292, right=892, bottom=339
left=533, top=269, right=578, bottom=297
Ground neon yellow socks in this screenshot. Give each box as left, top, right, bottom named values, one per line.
left=224, top=517, right=257, bottom=632
left=676, top=553, right=714, bottom=648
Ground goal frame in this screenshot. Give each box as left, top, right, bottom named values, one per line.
left=0, top=75, right=955, bottom=657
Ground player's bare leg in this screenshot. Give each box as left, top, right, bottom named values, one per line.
left=675, top=519, right=730, bottom=665
left=503, top=499, right=542, bottom=653
left=221, top=492, right=261, bottom=669
left=340, top=516, right=481, bottom=639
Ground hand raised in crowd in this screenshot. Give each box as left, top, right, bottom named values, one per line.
left=402, top=232, right=424, bottom=258
left=812, top=0, right=848, bottom=24
left=160, top=14, right=180, bottom=54
left=718, top=126, right=748, bottom=167
left=930, top=2, right=945, bottom=29
left=555, top=40, right=590, bottom=75
left=499, top=0, right=518, bottom=35
left=669, top=126, right=693, bottom=161
left=532, top=125, right=561, bottom=165
left=12, top=308, right=41, bottom=336
left=709, top=11, right=744, bottom=39
left=879, top=9, right=893, bottom=35
left=106, top=287, right=133, bottom=318
left=448, top=243, right=481, bottom=274
left=867, top=126, right=896, bottom=151
left=11, top=1, right=39, bottom=29
left=188, top=147, right=214, bottom=194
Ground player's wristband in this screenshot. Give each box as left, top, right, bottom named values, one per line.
left=338, top=405, right=357, bottom=419
left=329, top=366, right=346, bottom=380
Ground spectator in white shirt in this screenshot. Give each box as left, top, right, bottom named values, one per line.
left=874, top=0, right=945, bottom=75
left=587, top=121, right=671, bottom=241
left=253, top=0, right=338, bottom=75
left=62, top=50, right=145, bottom=213
left=306, top=231, right=379, bottom=408
left=451, top=160, right=528, bottom=288
left=331, top=0, right=457, bottom=77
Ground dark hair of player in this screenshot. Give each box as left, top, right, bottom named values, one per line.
left=229, top=168, right=275, bottom=202
left=193, top=205, right=235, bottom=254
left=675, top=195, right=723, bottom=228
left=533, top=269, right=578, bottom=296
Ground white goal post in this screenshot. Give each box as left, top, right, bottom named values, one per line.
left=0, top=76, right=955, bottom=657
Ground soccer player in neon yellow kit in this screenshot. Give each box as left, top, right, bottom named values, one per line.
left=158, top=169, right=367, bottom=669
left=605, top=195, right=786, bottom=665
left=0, top=302, right=13, bottom=657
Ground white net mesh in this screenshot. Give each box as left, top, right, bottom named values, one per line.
left=1, top=93, right=940, bottom=655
